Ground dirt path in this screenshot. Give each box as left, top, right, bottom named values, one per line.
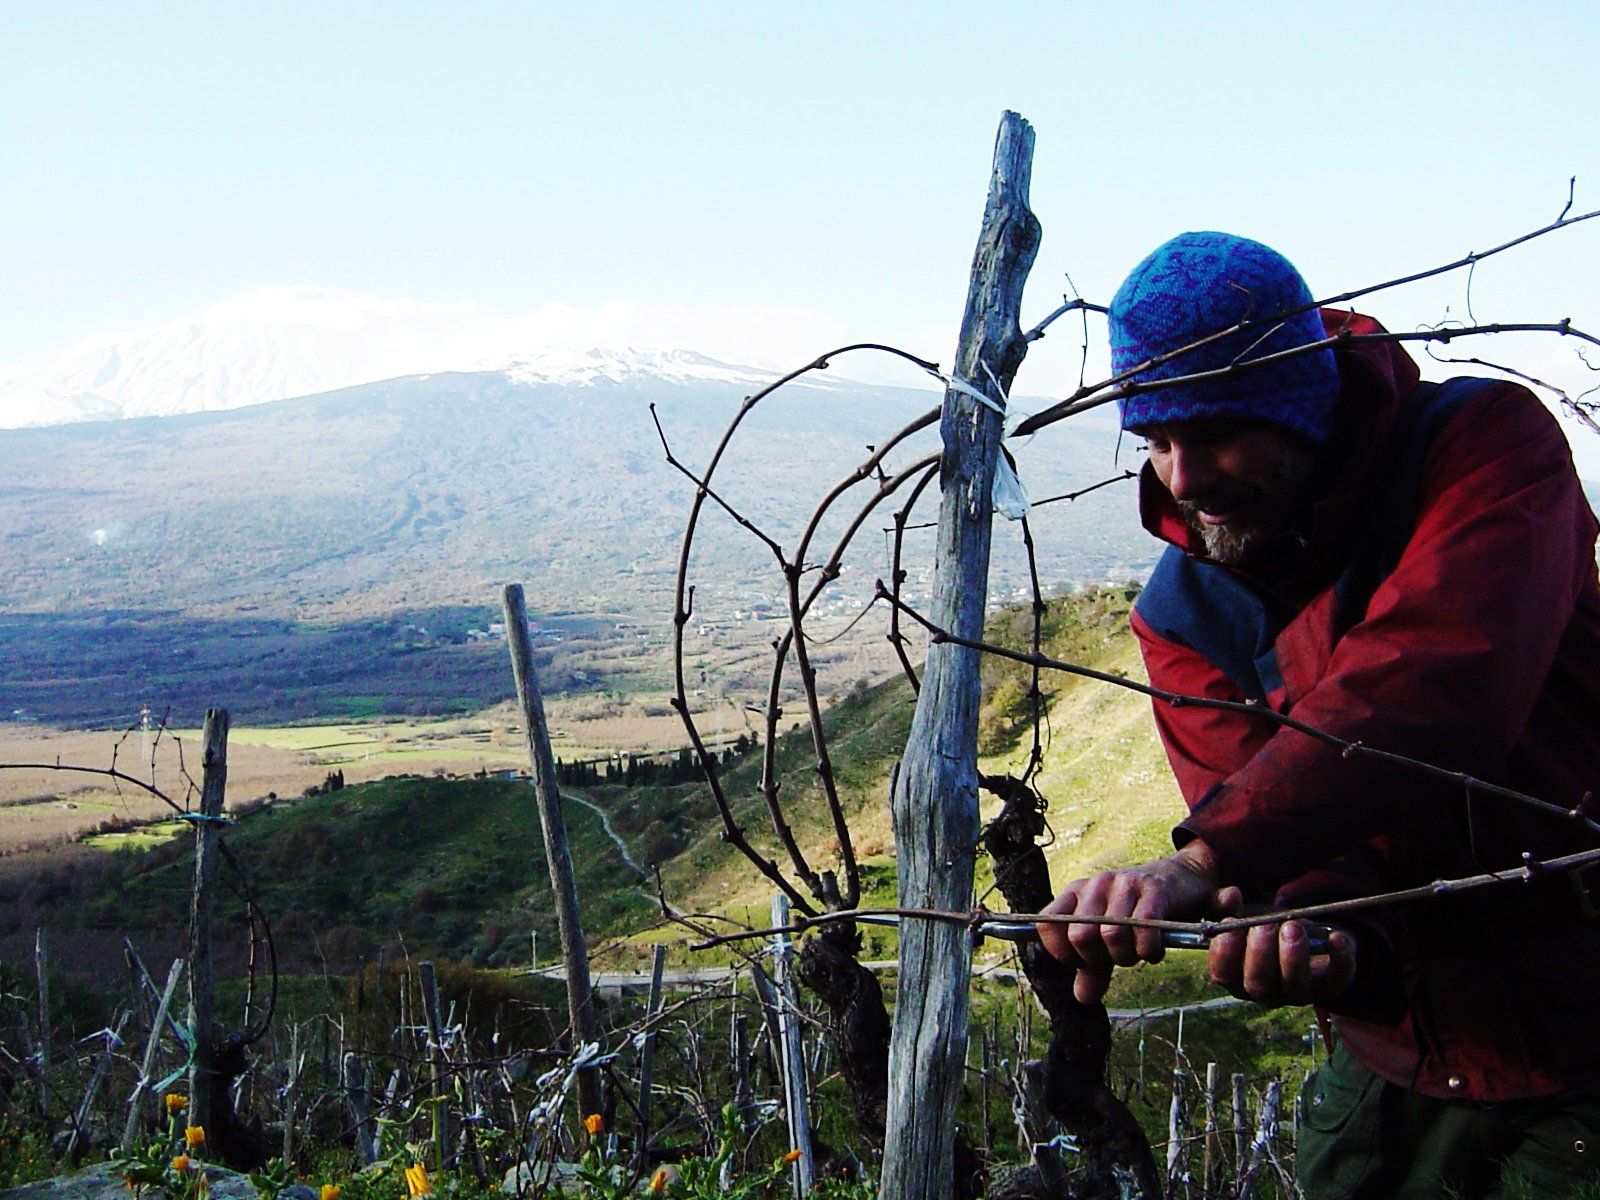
left=563, top=790, right=648, bottom=879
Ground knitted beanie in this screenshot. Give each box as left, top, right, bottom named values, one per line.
left=1109, top=232, right=1339, bottom=445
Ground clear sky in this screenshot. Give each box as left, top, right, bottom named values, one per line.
left=4, top=2, right=1598, bottom=464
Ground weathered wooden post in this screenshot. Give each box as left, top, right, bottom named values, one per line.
left=34, top=928, right=50, bottom=1115
left=188, top=708, right=230, bottom=1137
left=731, top=1012, right=754, bottom=1127
left=417, top=961, right=450, bottom=1170
left=1231, top=1073, right=1249, bottom=1172
left=880, top=110, right=1040, bottom=1200
left=282, top=1023, right=301, bottom=1167
left=122, top=958, right=186, bottom=1152
left=344, top=1052, right=377, bottom=1164
left=501, top=583, right=605, bottom=1123
left=770, top=894, right=815, bottom=1196
left=1203, top=1061, right=1220, bottom=1197
left=632, top=944, right=667, bottom=1171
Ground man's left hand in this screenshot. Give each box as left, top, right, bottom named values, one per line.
left=1205, top=885, right=1358, bottom=1007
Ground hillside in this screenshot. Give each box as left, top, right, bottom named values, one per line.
left=0, top=589, right=1185, bottom=985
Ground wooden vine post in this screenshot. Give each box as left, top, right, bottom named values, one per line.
left=188, top=708, right=230, bottom=1137
left=880, top=111, right=1040, bottom=1200
left=501, top=583, right=605, bottom=1123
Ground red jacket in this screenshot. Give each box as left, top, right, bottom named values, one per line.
left=1130, top=311, right=1600, bottom=1101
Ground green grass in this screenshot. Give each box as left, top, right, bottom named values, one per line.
left=34, top=774, right=658, bottom=970
left=80, top=818, right=188, bottom=851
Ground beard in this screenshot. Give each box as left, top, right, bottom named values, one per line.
left=1175, top=441, right=1316, bottom=566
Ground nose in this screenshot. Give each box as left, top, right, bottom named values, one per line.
left=1163, top=444, right=1221, bottom=503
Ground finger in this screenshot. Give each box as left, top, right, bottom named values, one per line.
left=1066, top=874, right=1116, bottom=975
left=1131, top=889, right=1168, bottom=964
left=1242, top=923, right=1283, bottom=1006
left=1036, top=888, right=1079, bottom=964
left=1208, top=928, right=1247, bottom=994
left=1102, top=875, right=1144, bottom=966
left=1312, top=928, right=1359, bottom=997
left=1209, top=885, right=1244, bottom=919
left=1073, top=964, right=1111, bottom=1006
left=1279, top=921, right=1310, bottom=1001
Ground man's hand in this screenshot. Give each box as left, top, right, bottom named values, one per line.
left=1205, top=886, right=1357, bottom=1007
left=1036, top=840, right=1222, bottom=1004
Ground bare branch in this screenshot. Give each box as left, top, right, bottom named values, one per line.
left=1025, top=296, right=1107, bottom=344
left=663, top=343, right=943, bottom=917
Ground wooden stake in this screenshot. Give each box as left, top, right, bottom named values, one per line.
left=881, top=110, right=1040, bottom=1200
left=632, top=944, right=667, bottom=1170
left=1231, top=1073, right=1249, bottom=1174
left=344, top=1052, right=377, bottom=1164
left=34, top=928, right=50, bottom=1116
left=1203, top=1061, right=1220, bottom=1198
left=418, top=961, right=451, bottom=1170
left=769, top=895, right=814, bottom=1197
left=1235, top=1080, right=1281, bottom=1200
left=731, top=1012, right=753, bottom=1128
left=282, top=1023, right=300, bottom=1168
left=502, top=583, right=604, bottom=1123
left=188, top=708, right=229, bottom=1137
left=67, top=1007, right=129, bottom=1160
left=1167, top=1065, right=1187, bottom=1187
left=121, top=958, right=185, bottom=1152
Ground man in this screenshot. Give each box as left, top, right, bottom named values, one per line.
left=1036, top=232, right=1600, bottom=1197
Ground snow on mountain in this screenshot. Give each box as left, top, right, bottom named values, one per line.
left=0, top=287, right=794, bottom=429
left=504, top=345, right=775, bottom=389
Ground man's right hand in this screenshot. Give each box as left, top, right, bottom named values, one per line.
left=1036, top=839, right=1222, bottom=1004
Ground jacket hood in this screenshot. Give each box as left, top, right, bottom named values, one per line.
left=1138, top=309, right=1422, bottom=583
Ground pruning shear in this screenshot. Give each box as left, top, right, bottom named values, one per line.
left=852, top=914, right=1333, bottom=954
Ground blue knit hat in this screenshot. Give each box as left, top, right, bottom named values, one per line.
left=1109, top=232, right=1339, bottom=445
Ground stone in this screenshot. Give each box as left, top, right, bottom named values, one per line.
left=2, top=1162, right=259, bottom=1200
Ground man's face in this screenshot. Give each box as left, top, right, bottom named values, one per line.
left=1142, top=419, right=1317, bottom=564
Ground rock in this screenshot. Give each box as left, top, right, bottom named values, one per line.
left=1, top=1162, right=259, bottom=1200
left=499, top=1160, right=580, bottom=1193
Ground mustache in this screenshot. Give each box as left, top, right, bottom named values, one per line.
left=1175, top=487, right=1265, bottom=520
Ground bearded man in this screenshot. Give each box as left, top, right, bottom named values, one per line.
left=1036, top=232, right=1600, bottom=1198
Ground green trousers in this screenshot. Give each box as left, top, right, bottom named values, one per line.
left=1297, top=1046, right=1600, bottom=1199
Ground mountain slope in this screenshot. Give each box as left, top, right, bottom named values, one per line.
left=0, top=363, right=1157, bottom=725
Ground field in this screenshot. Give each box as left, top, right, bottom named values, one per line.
left=0, top=695, right=760, bottom=854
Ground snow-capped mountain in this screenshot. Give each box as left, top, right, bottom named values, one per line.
left=0, top=286, right=792, bottom=428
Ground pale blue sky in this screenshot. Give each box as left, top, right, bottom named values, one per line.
left=4, top=1, right=1598, bottom=453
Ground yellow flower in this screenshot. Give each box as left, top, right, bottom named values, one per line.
left=321, top=1186, right=341, bottom=1200
left=583, top=1113, right=605, bottom=1138
left=171, top=1156, right=191, bottom=1175
left=185, top=1126, right=206, bottom=1148
left=782, top=1149, right=803, bottom=1164
left=165, top=1094, right=188, bottom=1114
left=404, top=1163, right=432, bottom=1198
left=648, top=1167, right=669, bottom=1193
